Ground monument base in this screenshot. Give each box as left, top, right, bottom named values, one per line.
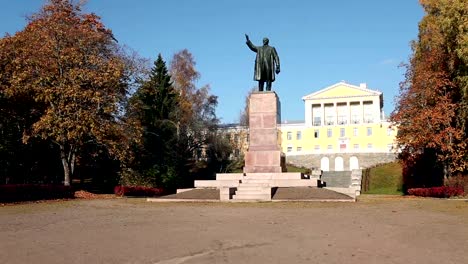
left=243, top=150, right=286, bottom=173
left=242, top=92, right=286, bottom=174
left=194, top=172, right=321, bottom=201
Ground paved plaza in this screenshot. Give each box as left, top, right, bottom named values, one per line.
left=1, top=196, right=467, bottom=264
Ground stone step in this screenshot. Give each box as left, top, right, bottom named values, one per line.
left=273, top=179, right=318, bottom=187
left=243, top=172, right=303, bottom=180
left=236, top=185, right=269, bottom=191
left=216, top=173, right=244, bottom=180
left=232, top=193, right=271, bottom=201
left=321, top=171, right=351, bottom=188
left=241, top=179, right=272, bottom=184
left=236, top=187, right=271, bottom=195
left=194, top=180, right=239, bottom=188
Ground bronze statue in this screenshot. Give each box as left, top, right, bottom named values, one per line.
left=245, top=34, right=280, bottom=91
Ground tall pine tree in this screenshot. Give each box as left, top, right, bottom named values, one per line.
left=127, top=54, right=179, bottom=188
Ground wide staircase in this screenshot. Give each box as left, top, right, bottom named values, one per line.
left=195, top=172, right=320, bottom=201
left=321, top=171, right=351, bottom=187
left=232, top=179, right=271, bottom=201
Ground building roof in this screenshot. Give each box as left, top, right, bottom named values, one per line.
left=302, top=81, right=382, bottom=101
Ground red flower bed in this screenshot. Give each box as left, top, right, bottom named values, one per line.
left=114, top=186, right=166, bottom=197
left=407, top=186, right=464, bottom=198
left=0, top=184, right=74, bottom=203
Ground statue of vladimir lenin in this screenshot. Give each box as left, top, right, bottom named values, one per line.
left=245, top=34, right=280, bottom=92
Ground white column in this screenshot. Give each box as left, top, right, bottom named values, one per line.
left=305, top=101, right=312, bottom=127
left=347, top=101, right=351, bottom=125
left=334, top=102, right=337, bottom=125
left=374, top=98, right=380, bottom=123
left=321, top=103, right=325, bottom=126
left=360, top=100, right=364, bottom=124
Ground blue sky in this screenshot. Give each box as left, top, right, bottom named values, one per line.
left=0, top=0, right=424, bottom=124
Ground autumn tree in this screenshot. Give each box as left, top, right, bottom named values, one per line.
left=391, top=0, right=468, bottom=187
left=169, top=49, right=221, bottom=184
left=239, top=87, right=256, bottom=126
left=0, top=0, right=132, bottom=186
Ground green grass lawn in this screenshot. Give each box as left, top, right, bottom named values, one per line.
left=286, top=164, right=310, bottom=174
left=364, top=162, right=403, bottom=195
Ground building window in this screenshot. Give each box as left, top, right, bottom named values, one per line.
left=297, top=146, right=302, bottom=152
left=337, top=102, right=347, bottom=125
left=340, top=128, right=345, bottom=137
left=363, top=101, right=374, bottom=123
left=287, top=146, right=292, bottom=152
left=287, top=132, right=292, bottom=140
left=314, top=129, right=319, bottom=138
left=234, top=149, right=240, bottom=158
left=353, top=127, right=358, bottom=137
left=313, top=117, right=321, bottom=126
left=312, top=104, right=322, bottom=126
left=327, top=129, right=332, bottom=138
left=367, top=127, right=372, bottom=136
left=387, top=144, right=393, bottom=151
left=387, top=128, right=393, bottom=136
left=353, top=144, right=359, bottom=150
left=367, top=143, right=373, bottom=149
left=324, top=103, right=335, bottom=125
left=327, top=145, right=333, bottom=150
left=314, top=145, right=320, bottom=150
left=350, top=102, right=361, bottom=124
left=296, top=131, right=302, bottom=140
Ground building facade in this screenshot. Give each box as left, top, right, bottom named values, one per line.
left=280, top=81, right=397, bottom=171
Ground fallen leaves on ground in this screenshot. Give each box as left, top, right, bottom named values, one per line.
left=74, top=190, right=116, bottom=199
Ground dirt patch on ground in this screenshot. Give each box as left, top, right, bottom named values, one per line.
left=160, top=188, right=220, bottom=200
left=157, top=187, right=353, bottom=201
left=273, top=187, right=352, bottom=200
left=0, top=196, right=466, bottom=264
left=74, top=190, right=116, bottom=199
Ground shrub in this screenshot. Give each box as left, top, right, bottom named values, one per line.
left=0, top=184, right=74, bottom=203
left=444, top=175, right=468, bottom=193
left=407, top=186, right=464, bottom=198
left=113, top=186, right=166, bottom=197
left=118, top=168, right=153, bottom=187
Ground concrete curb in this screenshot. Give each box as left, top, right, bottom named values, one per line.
left=147, top=198, right=220, bottom=202
left=147, top=198, right=355, bottom=203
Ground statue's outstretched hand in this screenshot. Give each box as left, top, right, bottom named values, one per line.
left=276, top=66, right=280, bottom=74
left=245, top=34, right=249, bottom=41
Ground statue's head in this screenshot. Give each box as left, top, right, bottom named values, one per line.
left=263, top=37, right=269, bottom=45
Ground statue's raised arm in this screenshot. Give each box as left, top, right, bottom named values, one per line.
left=245, top=34, right=257, bottom=52
left=244, top=35, right=280, bottom=92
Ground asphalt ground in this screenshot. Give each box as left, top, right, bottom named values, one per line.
left=1, top=196, right=467, bottom=264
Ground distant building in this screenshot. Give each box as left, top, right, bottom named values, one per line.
left=218, top=123, right=249, bottom=160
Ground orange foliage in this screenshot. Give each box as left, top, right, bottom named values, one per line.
left=0, top=0, right=132, bottom=185
left=391, top=0, right=468, bottom=181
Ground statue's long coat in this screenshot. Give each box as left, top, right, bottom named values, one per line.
left=246, top=40, right=280, bottom=82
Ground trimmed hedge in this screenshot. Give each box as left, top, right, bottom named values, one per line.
left=407, top=186, right=464, bottom=198
left=114, top=186, right=166, bottom=197
left=0, top=184, right=75, bottom=203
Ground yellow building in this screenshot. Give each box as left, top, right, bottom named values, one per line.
left=279, top=81, right=397, bottom=171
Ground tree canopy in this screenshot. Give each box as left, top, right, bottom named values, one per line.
left=0, top=0, right=131, bottom=185
left=391, top=0, right=468, bottom=186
